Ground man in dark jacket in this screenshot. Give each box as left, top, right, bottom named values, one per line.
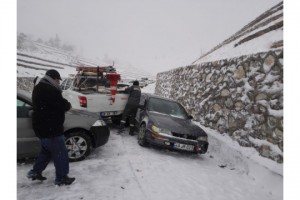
left=27, top=69, right=76, bottom=186
left=118, top=80, right=141, bottom=135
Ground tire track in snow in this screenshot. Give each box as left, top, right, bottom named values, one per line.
left=119, top=132, right=149, bottom=200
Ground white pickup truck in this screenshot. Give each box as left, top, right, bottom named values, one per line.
left=60, top=66, right=130, bottom=123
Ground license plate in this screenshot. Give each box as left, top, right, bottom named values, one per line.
left=100, top=111, right=116, bottom=116
left=174, top=143, right=194, bottom=151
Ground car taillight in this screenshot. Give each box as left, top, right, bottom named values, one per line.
left=78, top=96, right=87, bottom=108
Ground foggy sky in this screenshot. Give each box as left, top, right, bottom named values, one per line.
left=17, top=0, right=281, bottom=75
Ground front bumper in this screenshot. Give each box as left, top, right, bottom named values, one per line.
left=90, top=125, right=110, bottom=148
left=144, top=128, right=208, bottom=154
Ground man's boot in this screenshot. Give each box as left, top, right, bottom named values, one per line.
left=129, top=125, right=135, bottom=136
left=117, top=122, right=125, bottom=134
left=55, top=176, right=76, bottom=186
left=27, top=170, right=47, bottom=181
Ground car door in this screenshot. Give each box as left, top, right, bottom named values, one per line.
left=17, top=98, right=40, bottom=158
left=135, top=94, right=147, bottom=124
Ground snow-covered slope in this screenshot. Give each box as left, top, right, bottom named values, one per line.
left=17, top=38, right=155, bottom=80
left=192, top=1, right=283, bottom=64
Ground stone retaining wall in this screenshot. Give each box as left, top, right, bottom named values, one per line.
left=17, top=77, right=35, bottom=92
left=155, top=50, right=283, bottom=163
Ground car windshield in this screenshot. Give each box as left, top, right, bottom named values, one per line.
left=147, top=97, right=189, bottom=119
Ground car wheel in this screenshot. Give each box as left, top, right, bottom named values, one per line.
left=138, top=124, right=148, bottom=146
left=65, top=131, right=92, bottom=162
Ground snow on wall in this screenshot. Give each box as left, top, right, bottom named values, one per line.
left=155, top=50, right=283, bottom=163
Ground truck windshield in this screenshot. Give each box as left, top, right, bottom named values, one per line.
left=71, top=76, right=128, bottom=94
left=73, top=76, right=110, bottom=93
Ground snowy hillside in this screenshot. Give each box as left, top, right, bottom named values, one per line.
left=17, top=38, right=156, bottom=80
left=192, top=1, right=283, bottom=64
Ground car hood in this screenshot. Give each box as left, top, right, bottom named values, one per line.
left=148, top=111, right=207, bottom=137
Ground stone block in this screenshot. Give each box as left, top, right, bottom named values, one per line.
left=258, top=144, right=271, bottom=158
left=235, top=65, right=246, bottom=80
left=274, top=128, right=283, bottom=140
left=221, top=88, right=230, bottom=97
left=255, top=93, right=268, bottom=101
left=235, top=101, right=244, bottom=111
left=263, top=54, right=275, bottom=73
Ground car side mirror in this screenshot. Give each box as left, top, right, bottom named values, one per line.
left=188, top=115, right=193, bottom=120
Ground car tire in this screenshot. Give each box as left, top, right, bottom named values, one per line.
left=65, top=131, right=92, bottom=162
left=138, top=124, right=148, bottom=147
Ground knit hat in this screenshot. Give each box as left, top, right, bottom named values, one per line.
left=46, top=69, right=62, bottom=80
left=133, top=80, right=139, bottom=86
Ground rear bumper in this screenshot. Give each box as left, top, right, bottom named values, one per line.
left=90, top=126, right=110, bottom=147
left=144, top=128, right=208, bottom=154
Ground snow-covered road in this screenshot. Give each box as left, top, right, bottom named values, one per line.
left=17, top=84, right=282, bottom=200
left=17, top=124, right=282, bottom=200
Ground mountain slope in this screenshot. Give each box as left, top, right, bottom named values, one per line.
left=17, top=38, right=155, bottom=80
left=192, top=1, right=283, bottom=64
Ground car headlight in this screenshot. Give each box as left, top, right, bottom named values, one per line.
left=93, top=120, right=106, bottom=127
left=197, top=136, right=208, bottom=142
left=151, top=125, right=171, bottom=135
left=151, top=125, right=160, bottom=133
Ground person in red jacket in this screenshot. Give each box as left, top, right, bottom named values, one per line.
left=27, top=69, right=76, bottom=186
left=118, top=80, right=141, bottom=135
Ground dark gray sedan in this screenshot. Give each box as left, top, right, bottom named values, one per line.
left=17, top=89, right=110, bottom=162
left=135, top=93, right=208, bottom=154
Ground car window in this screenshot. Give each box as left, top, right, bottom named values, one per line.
left=17, top=99, right=31, bottom=107
left=17, top=98, right=32, bottom=118
left=147, top=98, right=188, bottom=119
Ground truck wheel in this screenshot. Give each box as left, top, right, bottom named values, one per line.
left=65, top=131, right=92, bottom=162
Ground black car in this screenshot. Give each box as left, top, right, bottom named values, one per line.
left=17, top=89, right=110, bottom=162
left=135, top=93, right=208, bottom=154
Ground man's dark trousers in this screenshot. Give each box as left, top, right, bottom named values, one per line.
left=121, top=104, right=138, bottom=125
left=32, top=135, right=69, bottom=182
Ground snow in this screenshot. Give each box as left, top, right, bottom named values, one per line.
left=16, top=84, right=282, bottom=200
left=195, top=29, right=282, bottom=64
